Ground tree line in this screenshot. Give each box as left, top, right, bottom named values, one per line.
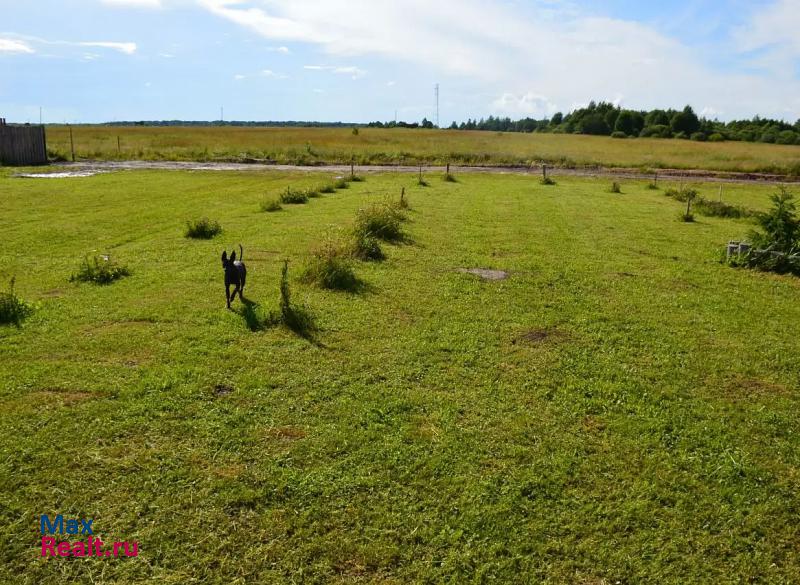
left=372, top=102, right=800, bottom=145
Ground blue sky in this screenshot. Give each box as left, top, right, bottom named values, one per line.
left=1, top=0, right=799, bottom=124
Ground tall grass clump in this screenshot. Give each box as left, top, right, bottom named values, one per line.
left=300, top=237, right=361, bottom=291
left=276, top=260, right=316, bottom=336
left=665, top=188, right=751, bottom=219
left=610, top=182, right=622, bottom=193
left=280, top=187, right=310, bottom=204
left=350, top=227, right=385, bottom=261
left=540, top=176, right=557, bottom=186
left=260, top=198, right=282, bottom=212
left=354, top=202, right=405, bottom=242
left=70, top=255, right=131, bottom=285
left=333, top=178, right=349, bottom=190
left=0, top=277, right=34, bottom=326
left=318, top=183, right=336, bottom=194
left=185, top=218, right=222, bottom=239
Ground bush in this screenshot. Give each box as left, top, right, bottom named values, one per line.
left=280, top=188, right=309, bottom=204
left=318, top=183, right=336, bottom=194
left=690, top=132, right=707, bottom=142
left=694, top=199, right=751, bottom=219
left=679, top=212, right=695, bottom=222
left=444, top=173, right=457, bottom=182
left=708, top=133, right=725, bottom=142
left=260, top=198, right=282, bottom=212
left=540, top=177, right=556, bottom=186
left=640, top=125, right=672, bottom=139
left=610, top=182, right=622, bottom=193
left=349, top=175, right=365, bottom=182
left=333, top=178, right=349, bottom=190
left=354, top=203, right=405, bottom=242
left=71, top=255, right=131, bottom=285
left=0, top=277, right=33, bottom=326
left=750, top=188, right=799, bottom=252
left=185, top=218, right=222, bottom=239
left=611, top=131, right=627, bottom=139
left=300, top=238, right=361, bottom=291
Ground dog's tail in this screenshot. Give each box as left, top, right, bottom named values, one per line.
left=239, top=244, right=244, bottom=262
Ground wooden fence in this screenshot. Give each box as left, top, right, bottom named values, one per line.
left=0, top=118, right=48, bottom=165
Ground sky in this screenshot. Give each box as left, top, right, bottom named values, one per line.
left=1, top=0, right=799, bottom=125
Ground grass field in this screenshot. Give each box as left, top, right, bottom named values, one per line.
left=43, top=126, right=800, bottom=175
left=2, top=168, right=800, bottom=583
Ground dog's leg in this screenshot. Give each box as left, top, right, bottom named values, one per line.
left=225, top=284, right=231, bottom=309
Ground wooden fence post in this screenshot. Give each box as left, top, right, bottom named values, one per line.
left=69, top=126, right=75, bottom=162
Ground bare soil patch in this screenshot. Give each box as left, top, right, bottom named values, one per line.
left=458, top=268, right=509, bottom=281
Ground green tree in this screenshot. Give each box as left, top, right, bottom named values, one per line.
left=670, top=106, right=701, bottom=136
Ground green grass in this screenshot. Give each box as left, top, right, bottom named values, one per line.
left=1, top=168, right=800, bottom=583
left=42, top=125, right=800, bottom=175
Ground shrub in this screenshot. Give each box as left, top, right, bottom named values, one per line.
left=646, top=182, right=659, bottom=190
left=349, top=175, right=365, bottom=182
left=260, top=198, right=282, bottom=212
left=540, top=177, right=557, bottom=186
left=611, top=131, right=627, bottom=139
left=396, top=189, right=410, bottom=210
left=333, top=178, right=349, bottom=190
left=610, top=182, right=622, bottom=193
left=354, top=203, right=405, bottom=241
left=690, top=132, right=707, bottom=142
left=750, top=188, right=799, bottom=252
left=640, top=125, right=672, bottom=139
left=0, top=277, right=33, bottom=326
left=185, top=218, right=222, bottom=239
left=300, top=238, right=361, bottom=291
left=679, top=212, right=695, bottom=223
left=71, top=255, right=131, bottom=285
left=280, top=188, right=309, bottom=204
left=318, top=183, right=336, bottom=194
left=709, top=133, right=725, bottom=142
left=444, top=173, right=457, bottom=182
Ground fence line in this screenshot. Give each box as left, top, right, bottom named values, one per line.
left=0, top=119, right=48, bottom=165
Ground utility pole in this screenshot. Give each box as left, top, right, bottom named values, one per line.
left=435, top=83, right=439, bottom=128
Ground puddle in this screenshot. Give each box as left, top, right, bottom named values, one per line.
left=15, top=170, right=110, bottom=179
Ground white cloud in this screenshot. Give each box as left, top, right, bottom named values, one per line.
left=491, top=93, right=557, bottom=117
left=304, top=64, right=365, bottom=79
left=0, top=38, right=34, bottom=54
left=268, top=46, right=290, bottom=54
left=78, top=41, right=137, bottom=54
left=234, top=74, right=246, bottom=80
left=150, top=0, right=800, bottom=121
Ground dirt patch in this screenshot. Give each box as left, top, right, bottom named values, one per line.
left=581, top=415, right=607, bottom=434
left=213, top=383, right=235, bottom=397
left=725, top=376, right=788, bottom=399
left=458, top=268, right=509, bottom=281
left=32, top=387, right=95, bottom=406
left=264, top=426, right=306, bottom=441
left=513, top=327, right=568, bottom=345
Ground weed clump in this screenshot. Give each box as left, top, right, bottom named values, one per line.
left=350, top=227, right=385, bottom=261
left=540, top=177, right=556, bottom=186
left=444, top=173, right=457, bottom=183
left=318, top=183, right=336, bottom=194
left=664, top=188, right=751, bottom=218
left=679, top=211, right=695, bottom=222
left=280, top=188, right=309, bottom=204
left=333, top=178, right=349, bottom=190
left=0, top=278, right=34, bottom=326
left=276, top=260, right=316, bottom=335
left=185, top=218, right=222, bottom=239
left=354, top=202, right=405, bottom=242
left=610, top=182, right=622, bottom=193
left=301, top=237, right=361, bottom=291
left=260, top=198, right=282, bottom=212
left=71, top=255, right=131, bottom=285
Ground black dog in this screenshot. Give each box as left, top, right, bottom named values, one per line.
left=221, top=244, right=247, bottom=309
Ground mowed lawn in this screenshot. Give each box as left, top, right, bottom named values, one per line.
left=44, top=125, right=800, bottom=175
left=1, top=168, right=799, bottom=584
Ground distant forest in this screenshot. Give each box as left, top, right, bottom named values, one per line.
left=369, top=102, right=800, bottom=145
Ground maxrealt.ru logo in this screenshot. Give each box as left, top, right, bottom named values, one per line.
left=40, top=515, right=138, bottom=558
